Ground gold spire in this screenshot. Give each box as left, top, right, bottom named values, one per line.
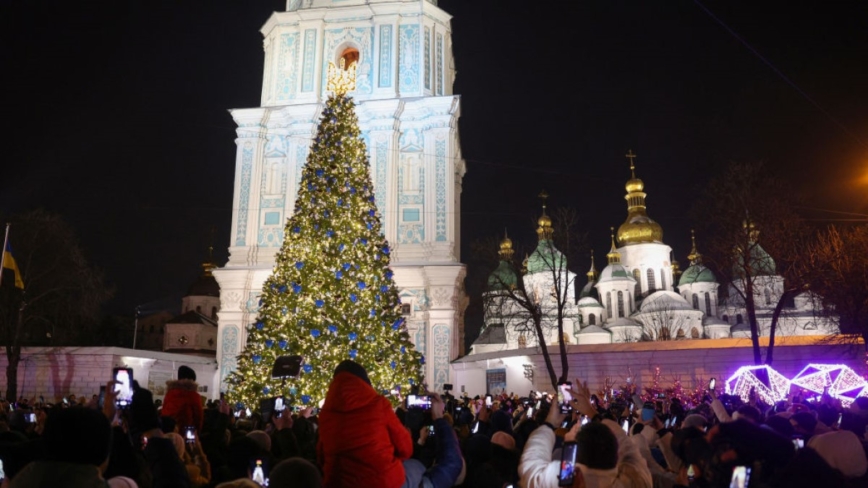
left=687, top=229, right=703, bottom=265
left=617, top=150, right=663, bottom=245
left=327, top=58, right=357, bottom=95
left=671, top=251, right=682, bottom=279
left=498, top=228, right=515, bottom=261
left=743, top=219, right=760, bottom=242
left=606, top=227, right=621, bottom=264
left=536, top=190, right=553, bottom=240
left=587, top=250, right=597, bottom=280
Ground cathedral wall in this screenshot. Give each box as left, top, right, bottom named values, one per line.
left=453, top=336, right=863, bottom=398
left=619, top=243, right=674, bottom=294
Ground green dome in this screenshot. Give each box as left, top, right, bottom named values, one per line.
left=487, top=260, right=518, bottom=290
left=734, top=243, right=776, bottom=277
left=678, top=264, right=717, bottom=286
left=526, top=239, right=567, bottom=275
left=579, top=280, right=599, bottom=300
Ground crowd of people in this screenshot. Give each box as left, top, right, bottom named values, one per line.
left=0, top=361, right=866, bottom=488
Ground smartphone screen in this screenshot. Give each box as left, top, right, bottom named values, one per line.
left=622, top=418, right=629, bottom=433
left=185, top=426, right=196, bottom=444
left=730, top=465, right=751, bottom=488
left=581, top=415, right=589, bottom=426
left=558, top=383, right=572, bottom=413
left=427, top=425, right=435, bottom=436
left=641, top=403, right=656, bottom=422
left=407, top=395, right=432, bottom=410
left=526, top=407, right=533, bottom=417
left=709, top=377, right=716, bottom=390
left=28, top=413, right=37, bottom=423
left=251, top=459, right=268, bottom=486
left=558, top=441, right=578, bottom=486
left=472, top=421, right=480, bottom=434
left=274, top=397, right=285, bottom=412
left=113, top=367, right=134, bottom=406
left=792, top=437, right=804, bottom=449
left=485, top=395, right=492, bottom=408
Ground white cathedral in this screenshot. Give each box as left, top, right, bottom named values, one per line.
left=213, top=0, right=466, bottom=393
left=472, top=155, right=838, bottom=355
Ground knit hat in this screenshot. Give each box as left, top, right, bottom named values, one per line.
left=333, top=360, right=371, bottom=385
left=178, top=365, right=196, bottom=381
left=247, top=430, right=272, bottom=453
left=490, top=431, right=516, bottom=451
left=43, top=407, right=112, bottom=466
left=682, top=414, right=707, bottom=431
left=807, top=430, right=868, bottom=479
left=269, top=457, right=322, bottom=488
left=108, top=476, right=139, bottom=488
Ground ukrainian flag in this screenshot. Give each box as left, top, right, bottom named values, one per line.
left=2, top=241, right=24, bottom=289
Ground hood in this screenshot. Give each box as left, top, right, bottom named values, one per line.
left=321, top=371, right=380, bottom=414
left=166, top=378, right=199, bottom=391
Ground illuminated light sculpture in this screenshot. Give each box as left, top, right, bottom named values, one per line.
left=725, top=365, right=791, bottom=405
left=790, top=364, right=839, bottom=395
left=789, top=363, right=868, bottom=407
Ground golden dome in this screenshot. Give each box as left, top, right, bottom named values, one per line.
left=498, top=229, right=515, bottom=260
left=617, top=150, right=663, bottom=245
left=536, top=190, right=553, bottom=240
left=537, top=213, right=552, bottom=229
left=625, top=178, right=644, bottom=193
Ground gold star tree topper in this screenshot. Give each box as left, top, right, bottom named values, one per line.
left=327, top=58, right=357, bottom=95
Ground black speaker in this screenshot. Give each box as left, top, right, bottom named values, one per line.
left=271, top=355, right=304, bottom=378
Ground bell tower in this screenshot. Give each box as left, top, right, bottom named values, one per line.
left=213, top=0, right=467, bottom=395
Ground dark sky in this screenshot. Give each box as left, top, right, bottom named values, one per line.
left=3, top=1, right=867, bottom=339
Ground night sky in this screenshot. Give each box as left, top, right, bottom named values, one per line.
left=3, top=0, right=867, bottom=343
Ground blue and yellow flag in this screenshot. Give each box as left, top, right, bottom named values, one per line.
left=2, top=241, right=24, bottom=289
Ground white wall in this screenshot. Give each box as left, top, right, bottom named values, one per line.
left=0, top=347, right=218, bottom=401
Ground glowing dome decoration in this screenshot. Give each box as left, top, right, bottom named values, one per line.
left=725, top=365, right=791, bottom=405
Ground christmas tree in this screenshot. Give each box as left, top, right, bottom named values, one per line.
left=227, top=61, right=423, bottom=408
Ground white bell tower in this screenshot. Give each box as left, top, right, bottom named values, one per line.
left=213, top=0, right=467, bottom=395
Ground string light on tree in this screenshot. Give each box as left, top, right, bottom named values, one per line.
left=226, top=59, right=423, bottom=408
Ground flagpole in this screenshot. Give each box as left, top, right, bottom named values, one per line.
left=0, top=223, right=10, bottom=288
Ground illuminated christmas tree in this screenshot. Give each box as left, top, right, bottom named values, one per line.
left=227, top=62, right=423, bottom=408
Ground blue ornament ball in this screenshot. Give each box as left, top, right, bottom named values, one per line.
left=335, top=271, right=343, bottom=279
left=369, top=210, right=375, bottom=217
left=360, top=238, right=368, bottom=245
left=393, top=317, right=405, bottom=330
left=315, top=299, right=324, bottom=308
left=339, top=244, right=345, bottom=252
left=420, top=355, right=426, bottom=365
left=390, top=361, right=397, bottom=369
left=252, top=355, right=262, bottom=364
left=263, top=386, right=271, bottom=394
left=349, top=293, right=357, bottom=303
left=293, top=226, right=301, bottom=233
left=380, top=285, right=389, bottom=293
left=385, top=271, right=393, bottom=279
left=316, top=169, right=324, bottom=177
left=302, top=395, right=311, bottom=405
left=279, top=285, right=287, bottom=293
left=382, top=247, right=390, bottom=255
left=401, top=346, right=406, bottom=354
left=348, top=332, right=358, bottom=341
left=265, top=339, right=274, bottom=348
left=370, top=309, right=377, bottom=317
left=311, top=329, right=321, bottom=338
left=357, top=281, right=366, bottom=290
left=349, top=349, right=358, bottom=359
left=255, top=321, right=264, bottom=330
left=303, top=364, right=313, bottom=374
left=292, top=283, right=302, bottom=294
left=343, top=263, right=351, bottom=270
left=295, top=262, right=304, bottom=270
left=278, top=340, right=288, bottom=349
left=328, top=324, right=338, bottom=333
left=366, top=222, right=373, bottom=230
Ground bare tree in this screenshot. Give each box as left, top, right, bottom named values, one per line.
left=477, top=200, right=586, bottom=391
left=803, top=225, right=868, bottom=351
left=0, top=210, right=112, bottom=401
left=692, top=161, right=812, bottom=365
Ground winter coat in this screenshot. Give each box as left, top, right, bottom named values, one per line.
left=518, top=420, right=652, bottom=488
left=317, top=371, right=413, bottom=488
left=11, top=461, right=109, bottom=488
left=161, top=379, right=204, bottom=431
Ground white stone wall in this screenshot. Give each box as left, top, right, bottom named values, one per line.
left=0, top=347, right=218, bottom=401
left=619, top=243, right=674, bottom=295
left=453, top=336, right=863, bottom=397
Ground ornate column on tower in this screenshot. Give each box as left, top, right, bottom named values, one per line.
left=212, top=0, right=467, bottom=395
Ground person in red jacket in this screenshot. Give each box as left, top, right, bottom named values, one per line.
left=161, top=365, right=204, bottom=431
left=317, top=360, right=413, bottom=488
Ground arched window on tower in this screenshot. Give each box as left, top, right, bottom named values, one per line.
left=660, top=269, right=667, bottom=290
left=589, top=314, right=596, bottom=325
left=196, top=305, right=201, bottom=314
left=722, top=314, right=729, bottom=322
left=629, top=293, right=634, bottom=313
left=340, top=47, right=360, bottom=69
left=647, top=269, right=656, bottom=293
left=617, top=291, right=625, bottom=318
left=692, top=294, right=699, bottom=310
left=606, top=292, right=613, bottom=319
left=764, top=288, right=772, bottom=305
left=736, top=314, right=744, bottom=324
left=704, top=293, right=712, bottom=315
left=633, top=269, right=641, bottom=296
left=211, top=306, right=217, bottom=319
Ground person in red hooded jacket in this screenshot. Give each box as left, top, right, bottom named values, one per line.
left=161, top=365, right=204, bottom=431
left=317, top=360, right=414, bottom=488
